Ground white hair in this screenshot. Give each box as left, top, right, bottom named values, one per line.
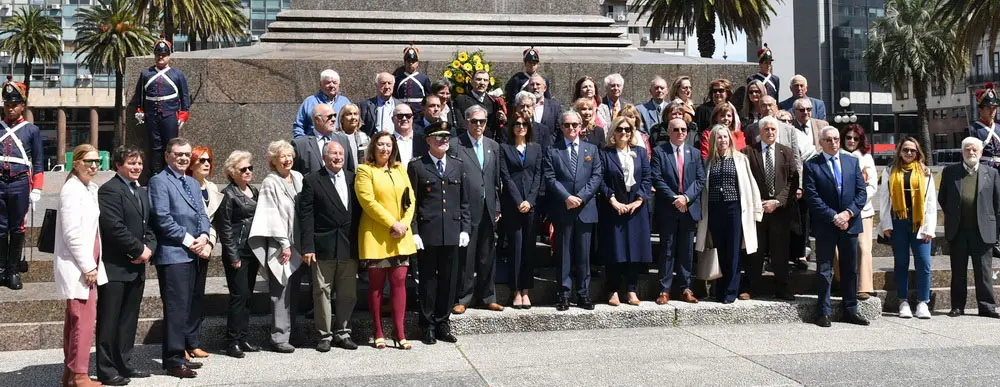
left=650, top=76, right=667, bottom=88
left=792, top=97, right=813, bottom=110
left=758, top=116, right=779, bottom=129
left=515, top=91, right=536, bottom=106
left=464, top=104, right=487, bottom=118
left=320, top=69, right=340, bottom=82
left=374, top=72, right=393, bottom=85
left=819, top=126, right=840, bottom=139
left=790, top=74, right=807, bottom=86
left=603, top=73, right=624, bottom=88
left=962, top=136, right=984, bottom=151
left=562, top=110, right=582, bottom=122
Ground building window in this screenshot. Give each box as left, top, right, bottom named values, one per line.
left=628, top=27, right=639, bottom=34
left=976, top=54, right=983, bottom=75
left=934, top=134, right=947, bottom=151
left=895, top=84, right=909, bottom=100
left=931, top=80, right=946, bottom=96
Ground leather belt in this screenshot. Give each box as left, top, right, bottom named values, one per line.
left=146, top=94, right=178, bottom=102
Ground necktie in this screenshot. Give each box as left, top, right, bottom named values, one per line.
left=132, top=182, right=142, bottom=212
left=569, top=142, right=578, bottom=175
left=180, top=175, right=196, bottom=204
left=765, top=145, right=775, bottom=196
left=437, top=159, right=445, bottom=177
left=475, top=140, right=484, bottom=168
left=675, top=146, right=684, bottom=188
left=322, top=135, right=330, bottom=147
left=830, top=156, right=842, bottom=194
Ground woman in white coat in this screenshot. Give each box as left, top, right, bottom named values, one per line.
left=695, top=125, right=763, bottom=304
left=842, top=125, right=878, bottom=300
left=55, top=144, right=107, bottom=387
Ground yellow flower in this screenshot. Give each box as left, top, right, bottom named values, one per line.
left=484, top=64, right=491, bottom=72
left=455, top=86, right=465, bottom=95
left=474, top=63, right=484, bottom=71
left=443, top=70, right=453, bottom=78
left=490, top=77, right=496, bottom=86
left=456, top=74, right=466, bottom=83
left=462, top=63, right=473, bottom=72
left=458, top=52, right=469, bottom=62
left=473, top=54, right=482, bottom=63
left=451, top=60, right=460, bottom=69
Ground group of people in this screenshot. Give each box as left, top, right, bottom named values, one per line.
left=32, top=39, right=1000, bottom=386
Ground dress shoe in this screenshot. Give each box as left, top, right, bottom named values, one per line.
left=627, top=297, right=640, bottom=306
left=435, top=328, right=458, bottom=343
left=70, top=373, right=101, bottom=386
left=422, top=329, right=437, bottom=345
left=857, top=292, right=872, bottom=300
left=738, top=293, right=751, bottom=300
left=794, top=259, right=809, bottom=271
left=99, top=375, right=131, bottom=386
left=608, top=292, right=621, bottom=306
left=7, top=272, right=21, bottom=290
left=333, top=337, right=358, bottom=350
left=271, top=342, right=295, bottom=353
left=121, top=369, right=149, bottom=378
left=680, top=290, right=698, bottom=303
left=166, top=366, right=197, bottom=379
left=815, top=315, right=832, bottom=327
left=721, top=298, right=735, bottom=304
left=577, top=298, right=595, bottom=310
left=485, top=302, right=504, bottom=312
left=452, top=304, right=467, bottom=314
left=843, top=313, right=871, bottom=326
left=226, top=344, right=245, bottom=358
left=556, top=296, right=570, bottom=311
left=978, top=310, right=1000, bottom=319
left=238, top=341, right=260, bottom=352
left=185, top=361, right=203, bottom=370
left=655, top=293, right=670, bottom=305
left=188, top=348, right=209, bottom=358
left=948, top=309, right=963, bottom=317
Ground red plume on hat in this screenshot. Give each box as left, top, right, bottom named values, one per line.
left=757, top=43, right=774, bottom=63
left=977, top=82, right=999, bottom=107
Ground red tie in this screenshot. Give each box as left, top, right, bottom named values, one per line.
left=675, top=146, right=684, bottom=188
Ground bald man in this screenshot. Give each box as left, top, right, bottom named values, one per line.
left=360, top=72, right=406, bottom=136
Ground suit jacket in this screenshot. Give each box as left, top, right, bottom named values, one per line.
left=498, top=143, right=544, bottom=212
left=149, top=168, right=211, bottom=265
left=531, top=121, right=556, bottom=149
left=938, top=163, right=1000, bottom=244
left=299, top=168, right=358, bottom=260
left=535, top=98, right=563, bottom=137
left=359, top=96, right=405, bottom=136
left=743, top=141, right=800, bottom=230
left=413, top=116, right=458, bottom=138
left=202, top=180, right=224, bottom=246
left=636, top=99, right=666, bottom=133
left=215, top=183, right=259, bottom=264
left=55, top=175, right=109, bottom=300
left=98, top=174, right=156, bottom=282
left=544, top=138, right=603, bottom=224
left=597, top=96, right=630, bottom=127
left=802, top=152, right=866, bottom=235
left=650, top=142, right=705, bottom=222
left=454, top=92, right=503, bottom=139
left=292, top=132, right=355, bottom=176
left=780, top=96, right=827, bottom=121
left=408, top=155, right=472, bottom=246
left=448, top=133, right=501, bottom=226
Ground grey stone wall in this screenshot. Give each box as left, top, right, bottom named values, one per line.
left=291, top=0, right=600, bottom=14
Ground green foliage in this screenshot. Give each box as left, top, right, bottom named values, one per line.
left=0, top=7, right=63, bottom=89
left=631, top=0, right=781, bottom=58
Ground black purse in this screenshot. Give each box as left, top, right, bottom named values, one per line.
left=401, top=187, right=411, bottom=212
left=876, top=234, right=891, bottom=246
left=37, top=209, right=56, bottom=254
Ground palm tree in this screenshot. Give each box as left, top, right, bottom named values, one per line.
left=630, top=0, right=780, bottom=58
left=935, top=0, right=1000, bottom=74
left=0, top=7, right=63, bottom=95
left=74, top=0, right=156, bottom=145
left=866, top=0, right=969, bottom=163
left=181, top=0, right=249, bottom=51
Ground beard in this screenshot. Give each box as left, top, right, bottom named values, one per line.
left=965, top=156, right=979, bottom=167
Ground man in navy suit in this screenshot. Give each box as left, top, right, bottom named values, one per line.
left=636, top=76, right=669, bottom=134
left=779, top=75, right=827, bottom=121
left=650, top=118, right=704, bottom=304
left=544, top=111, right=602, bottom=311
left=803, top=126, right=869, bottom=327
left=529, top=74, right=562, bottom=137
left=148, top=137, right=211, bottom=378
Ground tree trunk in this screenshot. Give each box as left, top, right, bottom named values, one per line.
left=164, top=0, right=174, bottom=43
left=912, top=80, right=933, bottom=165
left=115, top=69, right=124, bottom=147
left=695, top=14, right=716, bottom=58
left=21, top=57, right=31, bottom=97
left=200, top=34, right=208, bottom=51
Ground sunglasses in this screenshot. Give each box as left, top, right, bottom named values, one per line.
left=324, top=113, right=337, bottom=121
left=395, top=113, right=413, bottom=120
left=778, top=118, right=793, bottom=123
left=711, top=88, right=726, bottom=93
left=239, top=165, right=254, bottom=173
left=513, top=122, right=527, bottom=128
left=562, top=122, right=581, bottom=128
left=796, top=108, right=813, bottom=112
left=821, top=138, right=840, bottom=143
left=196, top=158, right=212, bottom=165
left=433, top=135, right=450, bottom=141
left=901, top=148, right=918, bottom=154
left=672, top=127, right=688, bottom=133
left=615, top=126, right=632, bottom=133
left=81, top=159, right=101, bottom=166
left=845, top=135, right=860, bottom=141
left=469, top=118, right=487, bottom=125
left=749, top=89, right=762, bottom=95
left=171, top=152, right=192, bottom=158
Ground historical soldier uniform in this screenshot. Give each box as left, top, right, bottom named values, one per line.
left=746, top=44, right=780, bottom=100
left=504, top=47, right=551, bottom=104
left=407, top=122, right=470, bottom=345
left=394, top=45, right=431, bottom=117
left=131, top=39, right=191, bottom=173
left=0, top=77, right=43, bottom=290
left=969, top=82, right=1000, bottom=168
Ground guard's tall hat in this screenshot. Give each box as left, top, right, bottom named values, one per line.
left=2, top=75, right=26, bottom=104
left=403, top=43, right=419, bottom=62
left=977, top=82, right=1000, bottom=107
left=523, top=46, right=540, bottom=62
left=757, top=43, right=774, bottom=63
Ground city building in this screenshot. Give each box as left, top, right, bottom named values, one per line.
left=599, top=0, right=686, bottom=55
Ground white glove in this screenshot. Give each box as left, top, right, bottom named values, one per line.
left=413, top=234, right=424, bottom=250
left=134, top=112, right=145, bottom=124
left=29, top=189, right=41, bottom=203
left=458, top=232, right=470, bottom=247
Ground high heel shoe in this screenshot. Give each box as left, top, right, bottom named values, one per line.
left=394, top=338, right=412, bottom=350
left=608, top=292, right=621, bottom=306
left=373, top=337, right=386, bottom=349
left=522, top=294, right=532, bottom=309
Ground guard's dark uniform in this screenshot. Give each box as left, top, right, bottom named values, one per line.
left=746, top=43, right=780, bottom=99
left=395, top=45, right=431, bottom=117
left=504, top=47, right=551, bottom=104
left=969, top=82, right=1000, bottom=168
left=407, top=122, right=470, bottom=342
left=131, top=39, right=190, bottom=172
left=0, top=78, right=43, bottom=290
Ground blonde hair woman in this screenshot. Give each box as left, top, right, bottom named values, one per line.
left=337, top=103, right=370, bottom=169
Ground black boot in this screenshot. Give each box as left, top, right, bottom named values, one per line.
left=7, top=233, right=23, bottom=290
left=0, top=236, right=9, bottom=288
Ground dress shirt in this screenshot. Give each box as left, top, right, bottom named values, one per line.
left=964, top=161, right=978, bottom=176
left=468, top=133, right=485, bottom=167
left=315, top=132, right=332, bottom=156
left=395, top=131, right=414, bottom=166
left=428, top=152, right=446, bottom=173
left=796, top=118, right=813, bottom=145
left=471, top=91, right=485, bottom=103
left=617, top=147, right=636, bottom=192
left=326, top=167, right=348, bottom=207
left=534, top=100, right=545, bottom=124
left=376, top=96, right=395, bottom=133
left=564, top=137, right=580, bottom=159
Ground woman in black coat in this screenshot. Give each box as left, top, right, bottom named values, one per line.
left=499, top=114, right=544, bottom=309
left=215, top=150, right=261, bottom=358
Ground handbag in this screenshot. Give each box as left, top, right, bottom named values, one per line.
left=696, top=248, right=722, bottom=280
left=37, top=209, right=56, bottom=254
left=876, top=234, right=891, bottom=246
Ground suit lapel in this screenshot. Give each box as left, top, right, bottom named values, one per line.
left=978, top=166, right=989, bottom=196
left=114, top=176, right=142, bottom=214
left=165, top=171, right=197, bottom=209
left=317, top=169, right=347, bottom=215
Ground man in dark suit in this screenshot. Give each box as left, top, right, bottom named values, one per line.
left=292, top=103, right=354, bottom=175
left=454, top=70, right=506, bottom=139
left=96, top=146, right=156, bottom=385
left=409, top=121, right=471, bottom=344
left=636, top=76, right=669, bottom=134
left=802, top=126, right=869, bottom=327
left=779, top=75, right=827, bottom=121
left=938, top=137, right=1000, bottom=318
left=359, top=72, right=405, bottom=136
left=650, top=118, right=704, bottom=305
left=544, top=111, right=602, bottom=311
left=529, top=74, right=562, bottom=135
left=449, top=105, right=503, bottom=313
left=742, top=117, right=799, bottom=300
left=413, top=94, right=455, bottom=137
left=299, top=141, right=360, bottom=352
left=148, top=137, right=211, bottom=378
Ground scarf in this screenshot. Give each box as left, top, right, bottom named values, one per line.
left=889, top=161, right=926, bottom=232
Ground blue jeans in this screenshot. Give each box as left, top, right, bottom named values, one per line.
left=891, top=218, right=932, bottom=302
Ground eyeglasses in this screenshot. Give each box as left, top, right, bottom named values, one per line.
left=170, top=152, right=192, bottom=158
left=749, top=89, right=762, bottom=95
left=196, top=158, right=212, bottom=165
left=711, top=88, right=726, bottom=93
left=81, top=159, right=101, bottom=166
left=562, top=122, right=581, bottom=128
left=778, top=118, right=793, bottom=123
left=239, top=165, right=254, bottom=173
left=796, top=108, right=813, bottom=112
left=671, top=127, right=688, bottom=133
left=395, top=113, right=413, bottom=120
left=513, top=122, right=527, bottom=128
left=433, top=135, right=450, bottom=141
left=821, top=138, right=840, bottom=143
left=845, top=135, right=860, bottom=141
left=900, top=148, right=918, bottom=154
left=469, top=118, right=487, bottom=125
left=615, top=126, right=632, bottom=133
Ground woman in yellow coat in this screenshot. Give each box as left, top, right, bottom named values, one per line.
left=355, top=131, right=416, bottom=350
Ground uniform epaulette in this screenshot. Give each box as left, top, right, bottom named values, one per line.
left=448, top=154, right=463, bottom=161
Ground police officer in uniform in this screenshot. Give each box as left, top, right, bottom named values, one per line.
left=0, top=77, right=43, bottom=290
left=132, top=39, right=191, bottom=174
left=505, top=47, right=551, bottom=105
left=407, top=121, right=470, bottom=345
left=746, top=43, right=780, bottom=100
left=395, top=45, right=431, bottom=118
left=969, top=82, right=1000, bottom=170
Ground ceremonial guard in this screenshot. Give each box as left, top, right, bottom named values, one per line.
left=505, top=47, right=551, bottom=104
left=395, top=45, right=431, bottom=117
left=969, top=82, right=1000, bottom=169
left=0, top=77, right=42, bottom=290
left=746, top=44, right=780, bottom=100
left=132, top=39, right=191, bottom=173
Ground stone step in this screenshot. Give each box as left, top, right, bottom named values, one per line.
left=0, top=295, right=881, bottom=351
left=880, top=286, right=1000, bottom=313
left=274, top=9, right=615, bottom=26
left=265, top=21, right=626, bottom=38
left=259, top=32, right=632, bottom=48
